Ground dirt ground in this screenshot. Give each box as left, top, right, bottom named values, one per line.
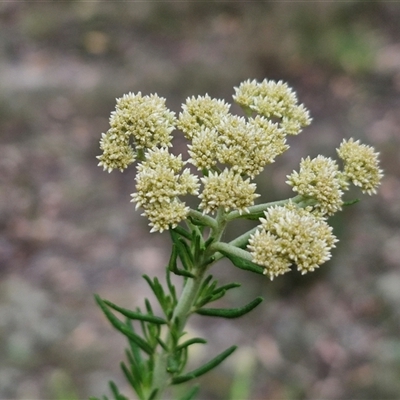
left=1, top=2, right=400, bottom=399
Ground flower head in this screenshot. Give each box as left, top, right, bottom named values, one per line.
left=111, top=92, right=176, bottom=149
left=131, top=148, right=199, bottom=232
left=248, top=204, right=338, bottom=279
left=233, top=79, right=311, bottom=135
left=97, top=92, right=176, bottom=173
left=97, top=129, right=136, bottom=172
left=286, top=155, right=344, bottom=216
left=216, top=115, right=288, bottom=178
left=337, top=138, right=383, bottom=195
left=177, top=95, right=231, bottom=139
left=198, top=169, right=260, bottom=215
left=247, top=229, right=291, bottom=280
left=188, top=126, right=219, bottom=170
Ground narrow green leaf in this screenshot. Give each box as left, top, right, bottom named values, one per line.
left=143, top=275, right=165, bottom=306
left=143, top=275, right=174, bottom=317
left=126, top=320, right=144, bottom=371
left=188, top=214, right=210, bottom=227
left=180, top=346, right=188, bottom=375
left=166, top=267, right=177, bottom=304
left=195, top=293, right=218, bottom=309
left=206, top=280, right=218, bottom=296
left=168, top=243, right=195, bottom=278
left=103, top=299, right=166, bottom=325
left=172, top=225, right=192, bottom=240
left=213, top=282, right=241, bottom=295
left=204, top=236, right=214, bottom=248
left=109, top=380, right=130, bottom=400
left=94, top=295, right=153, bottom=355
left=192, top=229, right=201, bottom=261
left=179, top=384, right=200, bottom=400
left=147, top=321, right=161, bottom=348
left=344, top=198, right=360, bottom=206
left=197, top=275, right=214, bottom=298
left=176, top=338, right=207, bottom=351
left=178, top=238, right=194, bottom=268
left=125, top=349, right=142, bottom=388
left=145, top=298, right=152, bottom=314
left=171, top=230, right=194, bottom=269
left=156, top=336, right=169, bottom=351
left=148, top=389, right=159, bottom=400
left=171, top=266, right=196, bottom=279
left=120, top=362, right=142, bottom=399
left=139, top=317, right=149, bottom=343
left=143, top=357, right=154, bottom=390
left=207, top=290, right=227, bottom=304
left=218, top=249, right=264, bottom=274
left=196, top=297, right=263, bottom=319
left=168, top=244, right=179, bottom=271
left=198, top=285, right=238, bottom=306
left=172, top=345, right=237, bottom=384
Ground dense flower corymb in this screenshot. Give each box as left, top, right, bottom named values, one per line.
left=248, top=204, right=338, bottom=280
left=233, top=79, right=312, bottom=135
left=187, top=126, right=219, bottom=170
left=177, top=95, right=231, bottom=139
left=111, top=92, right=176, bottom=149
left=97, top=92, right=176, bottom=172
left=337, top=138, right=383, bottom=195
left=98, top=81, right=382, bottom=244
left=131, top=148, right=199, bottom=232
left=216, top=115, right=288, bottom=178
left=97, top=128, right=136, bottom=173
left=286, top=155, right=344, bottom=216
left=198, top=169, right=260, bottom=215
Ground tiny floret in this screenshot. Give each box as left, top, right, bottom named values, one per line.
left=198, top=169, right=260, bottom=215
left=337, top=138, right=383, bottom=195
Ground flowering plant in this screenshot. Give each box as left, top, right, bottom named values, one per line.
left=93, top=79, right=382, bottom=400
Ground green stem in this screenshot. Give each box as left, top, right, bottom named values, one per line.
left=188, top=209, right=218, bottom=230
left=211, top=242, right=253, bottom=263
left=225, top=195, right=303, bottom=221
left=150, top=263, right=207, bottom=398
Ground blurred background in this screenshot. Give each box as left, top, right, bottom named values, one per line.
left=1, top=1, right=399, bottom=399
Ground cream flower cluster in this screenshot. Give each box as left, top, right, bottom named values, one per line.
left=286, top=155, right=345, bottom=216
left=251, top=138, right=383, bottom=278
left=98, top=80, right=382, bottom=241
left=187, top=115, right=287, bottom=178
left=97, top=92, right=176, bottom=172
left=177, top=95, right=231, bottom=139
left=286, top=140, right=383, bottom=217
left=131, top=148, right=199, bottom=232
left=199, top=169, right=259, bottom=215
left=337, top=138, right=384, bottom=195
left=233, top=79, right=312, bottom=135
left=179, top=82, right=308, bottom=178
left=248, top=204, right=338, bottom=280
